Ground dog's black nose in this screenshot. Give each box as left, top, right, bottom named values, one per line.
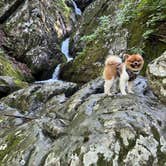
left=134, top=62, right=138, bottom=65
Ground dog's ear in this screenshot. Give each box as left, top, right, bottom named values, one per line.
left=136, top=53, right=143, bottom=57
left=123, top=54, right=130, bottom=60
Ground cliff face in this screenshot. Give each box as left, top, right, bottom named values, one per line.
left=59, top=0, right=166, bottom=84
left=0, top=0, right=75, bottom=80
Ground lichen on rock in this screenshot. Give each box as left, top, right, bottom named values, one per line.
left=147, top=51, right=166, bottom=103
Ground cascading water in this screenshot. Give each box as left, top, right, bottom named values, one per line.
left=35, top=37, right=74, bottom=83
left=52, top=64, right=61, bottom=80
left=61, top=38, right=73, bottom=62
left=50, top=37, right=73, bottom=81
left=49, top=1, right=82, bottom=81
left=71, top=0, right=82, bottom=15
left=35, top=1, right=81, bottom=83
left=48, top=38, right=72, bottom=82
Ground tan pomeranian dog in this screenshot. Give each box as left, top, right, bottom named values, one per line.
left=103, top=53, right=144, bottom=95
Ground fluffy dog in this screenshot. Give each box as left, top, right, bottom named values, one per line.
left=103, top=53, right=144, bottom=95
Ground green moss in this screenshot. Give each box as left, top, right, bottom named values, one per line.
left=97, top=153, right=112, bottom=166
left=157, top=146, right=166, bottom=166
left=0, top=50, right=24, bottom=80
left=35, top=91, right=45, bottom=101
left=123, top=0, right=166, bottom=74
left=0, top=50, right=28, bottom=89
left=0, top=132, right=22, bottom=163
left=52, top=0, right=72, bottom=29
left=61, top=40, right=106, bottom=84
left=14, top=79, right=28, bottom=89
left=57, top=0, right=71, bottom=16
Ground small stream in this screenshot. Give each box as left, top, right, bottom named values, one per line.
left=35, top=1, right=81, bottom=83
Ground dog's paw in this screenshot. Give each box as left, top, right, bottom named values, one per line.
left=128, top=90, right=134, bottom=94
left=121, top=92, right=127, bottom=96
left=104, top=93, right=114, bottom=96
left=108, top=93, right=114, bottom=96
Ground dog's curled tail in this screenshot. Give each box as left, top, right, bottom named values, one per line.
left=105, top=55, right=122, bottom=66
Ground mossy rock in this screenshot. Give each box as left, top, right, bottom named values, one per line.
left=60, top=41, right=107, bottom=84
left=125, top=0, right=166, bottom=72
left=0, top=50, right=23, bottom=80
left=0, top=49, right=28, bottom=92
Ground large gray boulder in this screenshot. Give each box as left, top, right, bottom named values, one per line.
left=0, top=81, right=78, bottom=165
left=147, top=51, right=166, bottom=103
left=1, top=81, right=78, bottom=113
left=0, top=77, right=166, bottom=165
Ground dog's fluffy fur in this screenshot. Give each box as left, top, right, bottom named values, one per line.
left=103, top=54, right=144, bottom=95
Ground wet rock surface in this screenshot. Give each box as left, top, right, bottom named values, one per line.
left=74, top=0, right=95, bottom=11
left=147, top=51, right=166, bottom=103
left=0, top=77, right=165, bottom=165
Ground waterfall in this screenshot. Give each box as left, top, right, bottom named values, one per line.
left=52, top=64, right=61, bottom=80
left=71, top=0, right=82, bottom=16
left=35, top=38, right=72, bottom=83
left=61, top=38, right=73, bottom=62
left=35, top=1, right=81, bottom=83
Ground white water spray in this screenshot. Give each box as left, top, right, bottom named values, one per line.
left=52, top=64, right=61, bottom=80
left=71, top=0, right=82, bottom=15
left=61, top=38, right=73, bottom=62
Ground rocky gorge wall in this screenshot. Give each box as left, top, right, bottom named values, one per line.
left=0, top=0, right=75, bottom=81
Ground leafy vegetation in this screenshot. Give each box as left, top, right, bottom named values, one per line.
left=80, top=16, right=111, bottom=45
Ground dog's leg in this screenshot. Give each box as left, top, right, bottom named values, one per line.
left=119, top=66, right=129, bottom=95
left=104, top=78, right=114, bottom=95
left=119, top=78, right=127, bottom=95
left=127, top=81, right=134, bottom=94
left=112, top=78, right=118, bottom=94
